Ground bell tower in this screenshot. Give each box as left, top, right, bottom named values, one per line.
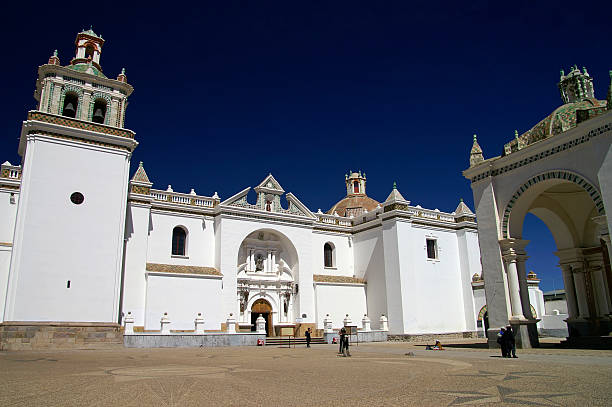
left=3, top=30, right=137, bottom=328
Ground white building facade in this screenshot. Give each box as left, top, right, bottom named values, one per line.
left=0, top=31, right=487, bottom=349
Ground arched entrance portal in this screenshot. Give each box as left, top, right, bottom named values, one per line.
left=237, top=229, right=298, bottom=335
left=251, top=299, right=273, bottom=336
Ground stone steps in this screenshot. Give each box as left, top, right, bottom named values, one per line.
left=265, top=337, right=326, bottom=346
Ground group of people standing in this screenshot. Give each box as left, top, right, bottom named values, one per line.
left=497, top=325, right=517, bottom=358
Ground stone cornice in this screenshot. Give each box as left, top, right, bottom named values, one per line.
left=37, top=64, right=133, bottom=96
left=313, top=274, right=366, bottom=284
left=463, top=112, right=612, bottom=183
left=21, top=111, right=138, bottom=155
left=145, top=263, right=222, bottom=276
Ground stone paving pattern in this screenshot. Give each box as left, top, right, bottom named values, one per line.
left=1, top=339, right=611, bottom=406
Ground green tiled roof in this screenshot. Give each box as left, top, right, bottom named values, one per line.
left=67, top=63, right=107, bottom=79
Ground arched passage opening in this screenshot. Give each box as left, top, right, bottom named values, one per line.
left=504, top=171, right=611, bottom=338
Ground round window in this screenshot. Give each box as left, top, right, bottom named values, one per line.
left=70, top=192, right=84, bottom=205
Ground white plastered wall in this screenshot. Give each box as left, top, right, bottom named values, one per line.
left=147, top=212, right=215, bottom=266
left=353, top=225, right=387, bottom=329
left=311, top=231, right=353, bottom=277
left=144, top=274, right=223, bottom=331
left=0, top=190, right=19, bottom=321
left=395, top=221, right=470, bottom=334
left=5, top=136, right=129, bottom=322
left=121, top=203, right=151, bottom=327
left=314, top=283, right=367, bottom=329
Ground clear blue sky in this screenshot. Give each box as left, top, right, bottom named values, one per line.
left=2, top=2, right=611, bottom=291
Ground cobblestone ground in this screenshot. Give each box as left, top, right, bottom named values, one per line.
left=1, top=339, right=611, bottom=406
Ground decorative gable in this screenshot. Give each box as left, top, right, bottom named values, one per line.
left=221, top=175, right=313, bottom=218
left=254, top=174, right=285, bottom=195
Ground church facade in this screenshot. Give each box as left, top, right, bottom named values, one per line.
left=1, top=30, right=505, bottom=348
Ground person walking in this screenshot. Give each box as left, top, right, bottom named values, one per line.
left=338, top=326, right=346, bottom=354
left=305, top=327, right=312, bottom=348
left=342, top=328, right=351, bottom=357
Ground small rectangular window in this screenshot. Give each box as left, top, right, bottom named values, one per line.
left=426, top=239, right=437, bottom=259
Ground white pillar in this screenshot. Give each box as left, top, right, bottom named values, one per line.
left=256, top=315, right=266, bottom=334
left=160, top=312, right=171, bottom=334
left=561, top=264, right=579, bottom=319
left=323, top=314, right=333, bottom=333
left=267, top=250, right=272, bottom=273
left=124, top=312, right=134, bottom=334
left=362, top=314, right=371, bottom=331
left=500, top=239, right=527, bottom=320
left=379, top=314, right=389, bottom=331
left=506, top=259, right=525, bottom=319
left=343, top=314, right=352, bottom=327
left=516, top=251, right=534, bottom=319
left=226, top=313, right=237, bottom=334
left=272, top=250, right=277, bottom=274
left=195, top=313, right=205, bottom=334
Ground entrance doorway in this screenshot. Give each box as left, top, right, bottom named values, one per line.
left=251, top=299, right=273, bottom=336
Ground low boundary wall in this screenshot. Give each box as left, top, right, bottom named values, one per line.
left=124, top=332, right=266, bottom=348
left=324, top=330, right=387, bottom=344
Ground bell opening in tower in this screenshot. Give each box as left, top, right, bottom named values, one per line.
left=92, top=99, right=107, bottom=124
left=62, top=93, right=78, bottom=118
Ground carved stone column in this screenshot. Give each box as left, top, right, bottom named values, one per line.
left=560, top=264, right=579, bottom=320
left=499, top=239, right=526, bottom=320
left=587, top=257, right=610, bottom=317
left=571, top=262, right=591, bottom=319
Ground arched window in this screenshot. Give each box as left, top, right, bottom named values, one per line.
left=62, top=92, right=78, bottom=118
left=85, top=44, right=95, bottom=59
left=324, top=242, right=334, bottom=268
left=92, top=99, right=107, bottom=124
left=172, top=226, right=187, bottom=256
left=353, top=181, right=359, bottom=193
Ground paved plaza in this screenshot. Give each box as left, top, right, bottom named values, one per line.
left=1, top=340, right=611, bottom=406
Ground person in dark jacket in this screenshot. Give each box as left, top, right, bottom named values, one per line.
left=505, top=325, right=517, bottom=358
left=305, top=328, right=312, bottom=348
left=338, top=327, right=346, bottom=354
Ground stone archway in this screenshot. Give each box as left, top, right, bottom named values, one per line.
left=501, top=171, right=612, bottom=339
left=251, top=299, right=273, bottom=336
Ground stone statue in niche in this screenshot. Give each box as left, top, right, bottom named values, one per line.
left=255, top=255, right=264, bottom=271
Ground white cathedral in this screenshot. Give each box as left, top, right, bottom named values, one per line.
left=0, top=30, right=548, bottom=349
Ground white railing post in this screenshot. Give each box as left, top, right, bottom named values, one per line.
left=160, top=312, right=171, bottom=334
left=195, top=313, right=205, bottom=334
left=362, top=314, right=371, bottom=332
left=226, top=313, right=236, bottom=334
left=124, top=312, right=134, bottom=334
left=379, top=314, right=389, bottom=331
left=323, top=314, right=333, bottom=333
